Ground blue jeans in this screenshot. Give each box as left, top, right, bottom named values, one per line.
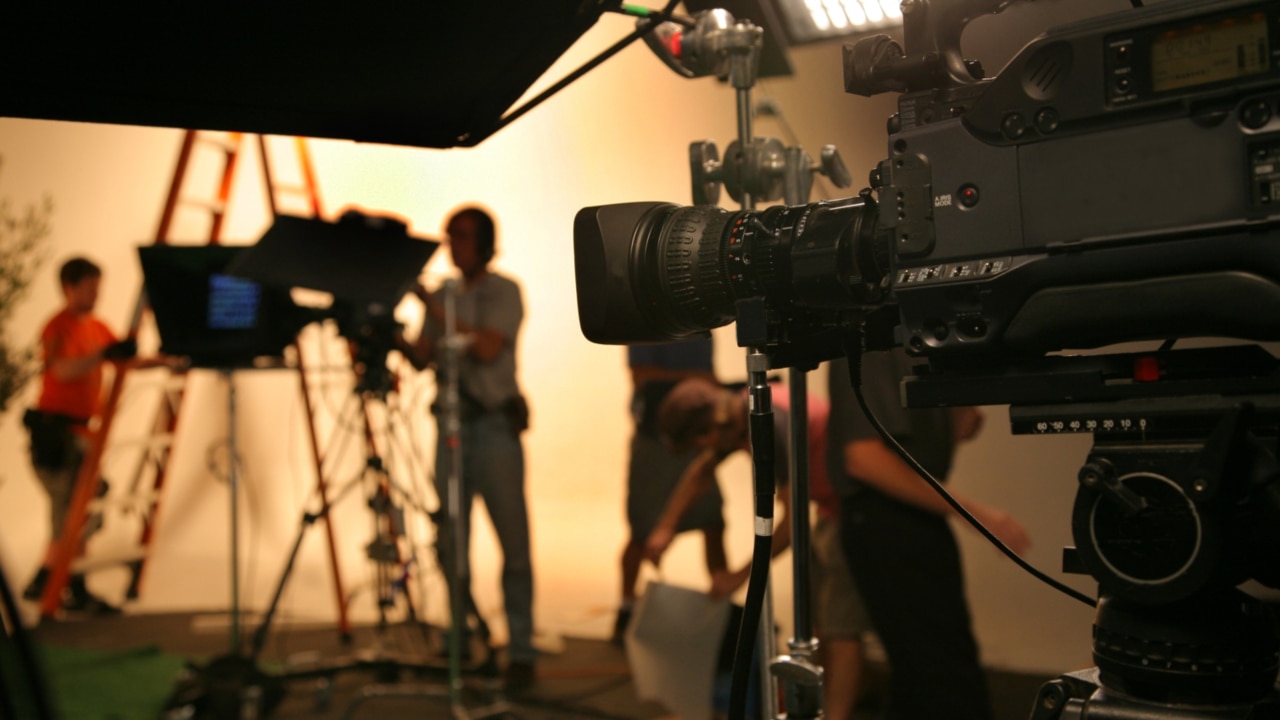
left=435, top=410, right=535, bottom=663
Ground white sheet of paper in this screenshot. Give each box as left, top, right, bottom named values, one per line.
left=625, top=581, right=731, bottom=720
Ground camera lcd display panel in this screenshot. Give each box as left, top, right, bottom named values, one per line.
left=1151, top=10, right=1271, bottom=92
left=138, top=245, right=306, bottom=368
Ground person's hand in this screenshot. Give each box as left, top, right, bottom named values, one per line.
left=951, top=407, right=984, bottom=443
left=422, top=291, right=445, bottom=324
left=102, top=338, right=138, bottom=361
left=965, top=502, right=1031, bottom=557
left=708, top=566, right=750, bottom=599
left=644, top=526, right=675, bottom=565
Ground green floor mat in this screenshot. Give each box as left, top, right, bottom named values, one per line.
left=37, top=643, right=188, bottom=720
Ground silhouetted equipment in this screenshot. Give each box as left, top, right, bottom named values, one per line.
left=0, top=3, right=610, bottom=148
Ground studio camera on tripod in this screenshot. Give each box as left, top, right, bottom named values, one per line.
left=575, top=0, right=1280, bottom=716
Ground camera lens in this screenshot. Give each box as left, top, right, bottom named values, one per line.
left=573, top=196, right=883, bottom=345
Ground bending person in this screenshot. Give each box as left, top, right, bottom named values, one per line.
left=615, top=337, right=726, bottom=644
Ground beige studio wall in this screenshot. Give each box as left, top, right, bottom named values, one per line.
left=0, top=2, right=1161, bottom=678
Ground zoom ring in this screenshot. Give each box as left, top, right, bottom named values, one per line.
left=661, top=206, right=737, bottom=334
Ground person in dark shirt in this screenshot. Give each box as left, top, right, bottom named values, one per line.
left=398, top=206, right=535, bottom=692
left=826, top=350, right=1030, bottom=720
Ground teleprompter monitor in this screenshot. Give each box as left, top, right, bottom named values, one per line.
left=138, top=245, right=309, bottom=368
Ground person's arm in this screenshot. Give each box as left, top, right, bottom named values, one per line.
left=396, top=326, right=437, bottom=371
left=842, top=438, right=1031, bottom=555
left=46, top=350, right=103, bottom=382
left=448, top=278, right=521, bottom=365
left=43, top=330, right=105, bottom=382
left=396, top=283, right=445, bottom=370
left=128, top=355, right=184, bottom=371
left=645, top=447, right=725, bottom=563
left=709, top=460, right=794, bottom=598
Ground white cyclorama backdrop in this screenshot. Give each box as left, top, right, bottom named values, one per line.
left=0, top=1, right=1167, bottom=676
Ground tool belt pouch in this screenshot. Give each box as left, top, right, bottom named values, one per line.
left=23, top=409, right=75, bottom=470
left=504, top=394, right=530, bottom=434
left=433, top=392, right=529, bottom=434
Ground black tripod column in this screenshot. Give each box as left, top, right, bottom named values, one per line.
left=772, top=367, right=822, bottom=719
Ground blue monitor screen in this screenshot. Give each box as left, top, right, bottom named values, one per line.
left=207, top=273, right=262, bottom=330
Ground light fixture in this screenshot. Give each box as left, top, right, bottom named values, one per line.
left=773, top=0, right=903, bottom=44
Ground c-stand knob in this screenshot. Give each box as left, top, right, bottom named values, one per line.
left=689, top=140, right=722, bottom=205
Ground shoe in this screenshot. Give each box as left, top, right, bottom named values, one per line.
left=22, top=567, right=49, bottom=601
left=610, top=606, right=632, bottom=646
left=61, top=591, right=121, bottom=616
left=503, top=661, right=535, bottom=694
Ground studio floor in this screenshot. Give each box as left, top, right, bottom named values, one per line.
left=12, top=607, right=1056, bottom=720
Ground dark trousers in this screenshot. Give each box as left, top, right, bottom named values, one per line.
left=839, top=490, right=993, bottom=720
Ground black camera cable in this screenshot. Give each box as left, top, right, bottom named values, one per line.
left=844, top=325, right=1096, bottom=609
left=728, top=350, right=780, bottom=720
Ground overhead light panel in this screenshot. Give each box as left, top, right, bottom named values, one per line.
left=774, top=0, right=903, bottom=44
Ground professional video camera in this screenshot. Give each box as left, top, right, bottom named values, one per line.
left=575, top=0, right=1280, bottom=716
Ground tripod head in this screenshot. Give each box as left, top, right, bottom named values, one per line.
left=1062, top=401, right=1280, bottom=709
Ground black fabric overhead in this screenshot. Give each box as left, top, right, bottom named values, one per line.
left=0, top=2, right=607, bottom=148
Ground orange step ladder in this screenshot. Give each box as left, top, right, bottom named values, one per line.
left=39, top=132, right=351, bottom=641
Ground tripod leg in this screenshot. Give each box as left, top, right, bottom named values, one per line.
left=249, top=472, right=367, bottom=661
left=250, top=511, right=317, bottom=660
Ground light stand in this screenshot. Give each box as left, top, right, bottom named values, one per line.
left=436, top=278, right=512, bottom=719
left=769, top=370, right=823, bottom=720
left=161, top=368, right=287, bottom=720
left=639, top=8, right=856, bottom=715
left=648, top=10, right=847, bottom=716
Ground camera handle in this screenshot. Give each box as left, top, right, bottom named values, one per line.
left=843, top=0, right=1022, bottom=96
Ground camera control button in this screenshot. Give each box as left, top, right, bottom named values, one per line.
left=1241, top=99, right=1272, bottom=130
left=1035, top=108, right=1060, bottom=134
left=1001, top=112, right=1027, bottom=140
left=957, top=184, right=980, bottom=209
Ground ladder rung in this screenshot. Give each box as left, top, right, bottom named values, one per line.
left=71, top=548, right=147, bottom=573
left=273, top=184, right=314, bottom=197
left=108, top=433, right=176, bottom=452
left=177, top=197, right=228, bottom=214
left=194, top=132, right=241, bottom=152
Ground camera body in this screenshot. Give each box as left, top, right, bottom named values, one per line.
left=879, top=0, right=1280, bottom=364
left=574, top=0, right=1280, bottom=372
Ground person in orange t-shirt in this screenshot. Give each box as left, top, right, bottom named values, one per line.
left=22, top=256, right=135, bottom=614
